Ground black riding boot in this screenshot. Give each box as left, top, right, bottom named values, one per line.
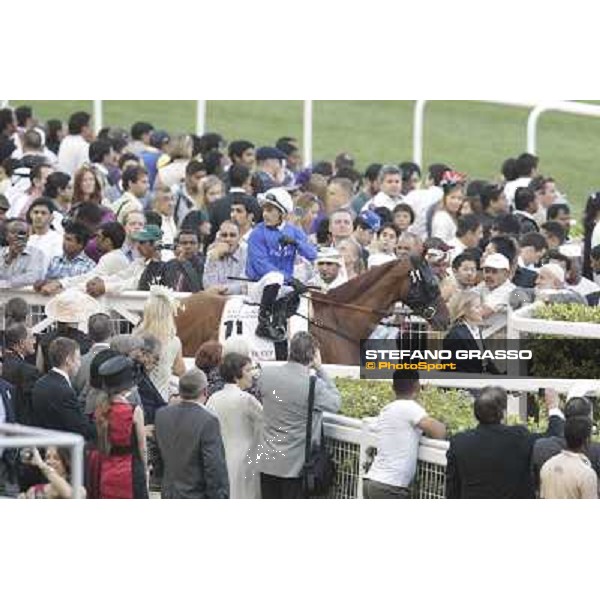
left=256, top=284, right=286, bottom=342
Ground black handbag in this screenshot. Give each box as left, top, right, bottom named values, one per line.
left=301, top=371, right=336, bottom=497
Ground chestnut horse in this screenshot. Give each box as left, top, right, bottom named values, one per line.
left=175, top=254, right=449, bottom=365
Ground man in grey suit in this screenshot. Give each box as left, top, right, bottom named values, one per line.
left=155, top=368, right=229, bottom=499
left=257, top=332, right=342, bottom=498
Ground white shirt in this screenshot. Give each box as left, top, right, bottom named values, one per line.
left=6, top=190, right=34, bottom=219
left=476, top=279, right=516, bottom=337
left=367, top=252, right=396, bottom=269
left=160, top=215, right=177, bottom=261
left=362, top=191, right=398, bottom=213
left=27, top=229, right=63, bottom=264
left=591, top=222, right=600, bottom=250
left=431, top=209, right=457, bottom=243
left=61, top=249, right=130, bottom=290
left=308, top=270, right=347, bottom=292
left=504, top=177, right=531, bottom=205
left=569, top=277, right=599, bottom=297
left=157, top=159, right=188, bottom=189
left=366, top=399, right=427, bottom=488
left=448, top=237, right=466, bottom=261
left=405, top=187, right=443, bottom=239
left=112, top=191, right=143, bottom=224
left=57, top=134, right=90, bottom=176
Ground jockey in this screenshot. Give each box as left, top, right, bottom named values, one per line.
left=246, top=187, right=318, bottom=341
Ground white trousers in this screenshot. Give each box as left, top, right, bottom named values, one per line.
left=248, top=272, right=292, bottom=303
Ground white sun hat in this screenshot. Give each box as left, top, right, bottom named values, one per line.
left=45, top=289, right=104, bottom=324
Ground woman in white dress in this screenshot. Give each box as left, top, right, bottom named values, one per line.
left=134, top=285, right=186, bottom=401
left=155, top=134, right=193, bottom=189
left=207, top=352, right=263, bottom=499
left=431, top=170, right=466, bottom=243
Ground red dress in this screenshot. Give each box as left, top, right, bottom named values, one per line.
left=98, top=402, right=147, bottom=499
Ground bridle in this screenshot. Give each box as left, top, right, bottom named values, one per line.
left=406, top=265, right=439, bottom=321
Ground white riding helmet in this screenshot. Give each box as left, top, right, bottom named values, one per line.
left=258, top=187, right=294, bottom=215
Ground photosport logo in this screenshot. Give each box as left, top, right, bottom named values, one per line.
left=359, top=339, right=534, bottom=380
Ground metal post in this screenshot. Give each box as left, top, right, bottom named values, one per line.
left=196, top=100, right=206, bottom=135
left=303, top=100, right=313, bottom=168
left=526, top=105, right=545, bottom=155
left=93, top=100, right=103, bottom=133
left=70, top=439, right=85, bottom=499
left=413, top=100, right=427, bottom=167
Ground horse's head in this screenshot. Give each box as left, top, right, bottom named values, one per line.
left=403, top=254, right=450, bottom=330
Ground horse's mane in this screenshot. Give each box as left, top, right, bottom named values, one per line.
left=322, top=258, right=405, bottom=303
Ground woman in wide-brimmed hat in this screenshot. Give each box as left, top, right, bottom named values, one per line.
left=36, top=289, right=104, bottom=373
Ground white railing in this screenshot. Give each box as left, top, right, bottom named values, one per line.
left=0, top=424, right=85, bottom=499
left=322, top=413, right=448, bottom=499
left=0, top=287, right=191, bottom=333
left=303, top=100, right=313, bottom=168
left=412, top=100, right=600, bottom=168
left=6, top=99, right=600, bottom=170
left=526, top=101, right=600, bottom=155
left=507, top=301, right=600, bottom=340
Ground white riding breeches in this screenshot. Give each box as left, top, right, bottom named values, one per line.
left=248, top=271, right=293, bottom=303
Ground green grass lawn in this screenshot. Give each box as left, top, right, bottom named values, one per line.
left=10, top=100, right=600, bottom=218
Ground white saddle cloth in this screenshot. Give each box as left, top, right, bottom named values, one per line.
left=219, top=295, right=310, bottom=361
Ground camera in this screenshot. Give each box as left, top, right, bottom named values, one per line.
left=19, top=448, right=34, bottom=463
left=157, top=243, right=175, bottom=251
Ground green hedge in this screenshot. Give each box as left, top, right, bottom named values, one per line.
left=526, top=304, right=600, bottom=379
left=336, top=378, right=476, bottom=435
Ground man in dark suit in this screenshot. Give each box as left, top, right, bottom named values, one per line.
left=1, top=322, right=41, bottom=425
left=154, top=368, right=229, bottom=499
left=0, top=376, right=19, bottom=496
left=446, top=386, right=565, bottom=499
left=31, top=336, right=95, bottom=441
left=207, top=164, right=260, bottom=244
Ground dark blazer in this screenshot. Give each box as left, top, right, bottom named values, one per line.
left=445, top=415, right=564, bottom=499
left=515, top=212, right=539, bottom=235
left=443, top=322, right=485, bottom=373
left=207, top=191, right=261, bottom=244
left=512, top=266, right=538, bottom=288
left=154, top=402, right=229, bottom=499
left=0, top=378, right=15, bottom=424
left=37, top=327, right=93, bottom=374
left=137, top=370, right=167, bottom=426
left=0, top=377, right=18, bottom=482
left=31, top=370, right=96, bottom=441
left=1, top=353, right=41, bottom=425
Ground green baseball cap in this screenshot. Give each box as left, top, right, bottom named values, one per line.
left=131, top=224, right=163, bottom=243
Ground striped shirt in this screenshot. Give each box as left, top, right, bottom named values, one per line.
left=46, top=251, right=97, bottom=280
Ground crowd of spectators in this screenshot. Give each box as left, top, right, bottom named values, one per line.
left=1, top=104, right=599, bottom=499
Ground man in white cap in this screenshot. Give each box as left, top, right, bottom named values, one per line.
left=246, top=187, right=318, bottom=341
left=475, top=252, right=516, bottom=337
left=308, top=247, right=347, bottom=293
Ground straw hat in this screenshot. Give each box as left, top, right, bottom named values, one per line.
left=45, top=289, right=103, bottom=324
